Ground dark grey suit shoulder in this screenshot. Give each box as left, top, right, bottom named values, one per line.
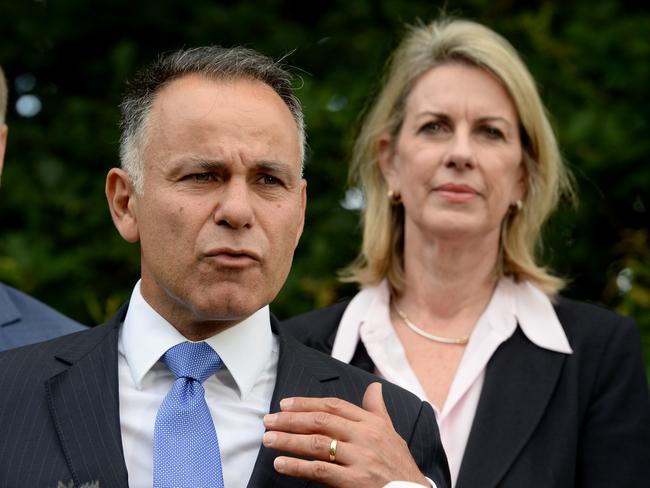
left=282, top=296, right=650, bottom=488
left=0, top=282, right=86, bottom=352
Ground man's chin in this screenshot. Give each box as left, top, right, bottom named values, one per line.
left=167, top=298, right=262, bottom=340
left=190, top=294, right=264, bottom=323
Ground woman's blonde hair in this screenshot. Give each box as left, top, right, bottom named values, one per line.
left=342, top=18, right=575, bottom=295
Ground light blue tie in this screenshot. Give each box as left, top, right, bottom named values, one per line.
left=153, top=341, right=225, bottom=488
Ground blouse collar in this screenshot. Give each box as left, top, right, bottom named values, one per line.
left=331, top=277, right=572, bottom=363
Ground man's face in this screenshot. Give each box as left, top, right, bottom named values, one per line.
left=108, top=75, right=306, bottom=337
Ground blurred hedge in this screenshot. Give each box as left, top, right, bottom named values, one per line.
left=0, top=0, right=648, bottom=374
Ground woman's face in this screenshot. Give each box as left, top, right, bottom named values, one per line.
left=380, top=63, right=525, bottom=245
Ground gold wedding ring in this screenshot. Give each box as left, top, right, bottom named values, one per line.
left=328, top=439, right=338, bottom=462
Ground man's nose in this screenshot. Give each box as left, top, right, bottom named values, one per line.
left=212, top=179, right=255, bottom=229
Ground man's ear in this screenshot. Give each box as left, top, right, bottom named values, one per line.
left=377, top=133, right=399, bottom=193
left=294, top=179, right=307, bottom=248
left=106, top=168, right=140, bottom=243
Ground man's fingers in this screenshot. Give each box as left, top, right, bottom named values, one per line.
left=267, top=386, right=427, bottom=487
left=273, top=455, right=349, bottom=486
left=262, top=431, right=349, bottom=464
left=264, top=410, right=353, bottom=440
left=362, top=382, right=392, bottom=424
left=279, top=396, right=367, bottom=422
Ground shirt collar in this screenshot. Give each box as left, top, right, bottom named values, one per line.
left=120, top=280, right=273, bottom=399
left=331, top=280, right=389, bottom=363
left=332, top=277, right=572, bottom=360
left=508, top=278, right=572, bottom=353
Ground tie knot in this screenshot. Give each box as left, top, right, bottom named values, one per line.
left=162, top=341, right=223, bottom=383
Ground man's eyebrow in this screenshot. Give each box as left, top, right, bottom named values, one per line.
left=195, top=159, right=227, bottom=171
left=165, top=157, right=225, bottom=178
left=166, top=158, right=298, bottom=179
left=253, top=161, right=295, bottom=180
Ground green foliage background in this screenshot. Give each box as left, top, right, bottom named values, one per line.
left=0, top=0, right=648, bottom=374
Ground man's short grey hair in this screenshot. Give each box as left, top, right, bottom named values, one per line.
left=0, top=65, right=8, bottom=125
left=119, top=46, right=306, bottom=193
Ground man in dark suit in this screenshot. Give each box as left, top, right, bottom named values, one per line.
left=0, top=65, right=85, bottom=352
left=0, top=48, right=449, bottom=487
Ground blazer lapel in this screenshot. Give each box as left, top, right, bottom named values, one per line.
left=247, top=316, right=342, bottom=488
left=456, top=327, right=565, bottom=488
left=45, top=307, right=129, bottom=487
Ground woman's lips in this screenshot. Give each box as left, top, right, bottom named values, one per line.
left=434, top=183, right=479, bottom=202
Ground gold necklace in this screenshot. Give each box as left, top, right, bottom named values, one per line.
left=394, top=305, right=469, bottom=345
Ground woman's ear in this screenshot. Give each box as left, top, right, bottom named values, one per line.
left=377, top=133, right=399, bottom=192
left=0, top=125, right=8, bottom=185
left=515, top=157, right=528, bottom=204
left=105, top=168, right=140, bottom=243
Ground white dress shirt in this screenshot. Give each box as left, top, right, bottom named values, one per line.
left=118, top=281, right=430, bottom=488
left=331, top=277, right=573, bottom=487
left=118, top=281, right=278, bottom=487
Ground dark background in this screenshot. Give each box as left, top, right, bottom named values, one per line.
left=0, top=0, right=648, bottom=375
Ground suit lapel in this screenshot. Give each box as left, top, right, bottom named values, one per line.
left=247, top=316, right=341, bottom=488
left=456, top=327, right=565, bottom=488
left=45, top=307, right=129, bottom=487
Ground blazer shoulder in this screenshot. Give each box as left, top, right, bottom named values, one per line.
left=553, top=295, right=648, bottom=400
left=281, top=298, right=352, bottom=350
left=554, top=296, right=638, bottom=344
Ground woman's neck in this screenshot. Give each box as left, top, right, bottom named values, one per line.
left=398, top=231, right=500, bottom=324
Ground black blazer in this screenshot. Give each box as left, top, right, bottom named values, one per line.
left=282, top=296, right=650, bottom=488
left=0, top=303, right=450, bottom=488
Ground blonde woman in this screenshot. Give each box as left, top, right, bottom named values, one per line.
left=284, top=18, right=650, bottom=487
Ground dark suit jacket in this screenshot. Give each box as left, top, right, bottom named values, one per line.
left=0, top=303, right=450, bottom=488
left=0, top=282, right=86, bottom=352
left=282, top=296, right=650, bottom=488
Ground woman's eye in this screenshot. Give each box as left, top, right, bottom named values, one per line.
left=419, top=121, right=444, bottom=134
left=482, top=126, right=505, bottom=140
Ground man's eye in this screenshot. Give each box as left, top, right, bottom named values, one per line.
left=260, top=174, right=282, bottom=186
left=191, top=173, right=213, bottom=182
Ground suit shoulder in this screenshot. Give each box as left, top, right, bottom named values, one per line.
left=1, top=283, right=86, bottom=332
left=281, top=299, right=351, bottom=347
left=0, top=323, right=108, bottom=375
